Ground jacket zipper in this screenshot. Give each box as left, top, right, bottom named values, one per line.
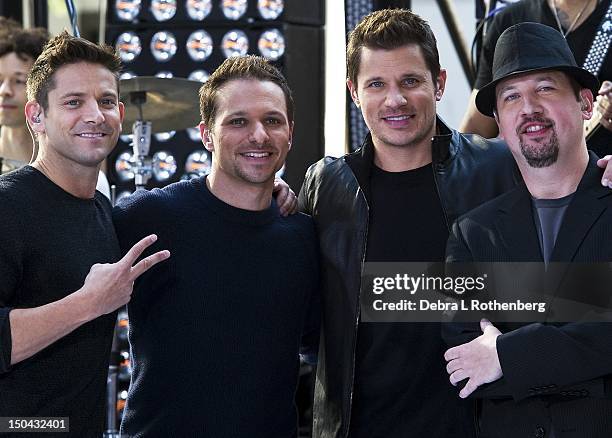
left=432, top=163, right=451, bottom=231
left=344, top=182, right=369, bottom=437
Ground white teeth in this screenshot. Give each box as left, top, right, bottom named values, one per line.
left=78, top=133, right=104, bottom=138
left=243, top=152, right=270, bottom=158
left=525, top=125, right=544, bottom=133
left=385, top=115, right=409, bottom=121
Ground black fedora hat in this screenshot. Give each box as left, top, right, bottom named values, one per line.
left=475, top=22, right=599, bottom=117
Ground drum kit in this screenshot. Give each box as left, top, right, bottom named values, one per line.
left=118, top=76, right=203, bottom=189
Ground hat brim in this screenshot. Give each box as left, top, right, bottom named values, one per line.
left=475, top=65, right=600, bottom=117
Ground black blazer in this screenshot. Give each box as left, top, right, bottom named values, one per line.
left=445, top=155, right=612, bottom=438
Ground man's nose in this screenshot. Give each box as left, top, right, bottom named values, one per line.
left=82, top=101, right=105, bottom=124
left=384, top=86, right=407, bottom=108
left=0, top=78, right=13, bottom=97
left=520, top=93, right=544, bottom=116
left=249, top=122, right=269, bottom=145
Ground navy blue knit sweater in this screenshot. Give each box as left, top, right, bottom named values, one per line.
left=113, top=177, right=319, bottom=437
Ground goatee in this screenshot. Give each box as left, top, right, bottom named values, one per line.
left=518, top=117, right=559, bottom=168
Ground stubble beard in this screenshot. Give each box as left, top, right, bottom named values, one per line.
left=0, top=112, right=23, bottom=128
left=375, top=115, right=434, bottom=150
left=232, top=158, right=280, bottom=186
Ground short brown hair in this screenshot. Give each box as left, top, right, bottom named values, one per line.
left=0, top=17, right=49, bottom=62
left=347, top=8, right=440, bottom=86
left=199, top=55, right=294, bottom=127
left=26, top=31, right=122, bottom=110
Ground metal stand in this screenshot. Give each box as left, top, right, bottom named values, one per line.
left=131, top=120, right=152, bottom=189
left=127, top=91, right=152, bottom=190
left=436, top=0, right=476, bottom=87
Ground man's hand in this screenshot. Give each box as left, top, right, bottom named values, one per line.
left=597, top=81, right=612, bottom=132
left=444, top=319, right=503, bottom=398
left=8, top=234, right=170, bottom=366
left=273, top=177, right=297, bottom=216
left=597, top=155, right=612, bottom=188
left=79, top=234, right=170, bottom=317
left=596, top=82, right=612, bottom=188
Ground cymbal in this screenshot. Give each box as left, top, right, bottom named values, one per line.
left=119, top=76, right=202, bottom=134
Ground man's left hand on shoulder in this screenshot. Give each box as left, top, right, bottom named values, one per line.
left=597, top=81, right=612, bottom=134
left=596, top=81, right=612, bottom=188
left=597, top=154, right=612, bottom=188
left=444, top=319, right=503, bottom=398
left=273, top=177, right=298, bottom=216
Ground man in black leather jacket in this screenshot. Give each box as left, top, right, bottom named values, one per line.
left=298, top=8, right=612, bottom=438
left=298, top=9, right=516, bottom=438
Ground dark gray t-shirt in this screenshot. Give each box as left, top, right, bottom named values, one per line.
left=532, top=193, right=574, bottom=263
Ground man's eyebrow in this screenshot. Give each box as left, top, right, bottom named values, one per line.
left=498, top=75, right=559, bottom=95
left=58, top=91, right=118, bottom=99
left=263, top=110, right=286, bottom=118
left=223, top=111, right=248, bottom=118
left=58, top=92, right=86, bottom=99
left=100, top=91, right=119, bottom=98
left=497, top=84, right=517, bottom=95
left=223, top=110, right=287, bottom=118
left=362, top=73, right=426, bottom=83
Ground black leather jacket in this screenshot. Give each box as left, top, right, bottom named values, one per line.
left=297, top=119, right=520, bottom=438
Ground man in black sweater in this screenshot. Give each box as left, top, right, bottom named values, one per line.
left=113, top=55, right=319, bottom=437
left=0, top=33, right=169, bottom=437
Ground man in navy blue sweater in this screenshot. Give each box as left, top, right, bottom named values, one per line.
left=113, top=55, right=319, bottom=437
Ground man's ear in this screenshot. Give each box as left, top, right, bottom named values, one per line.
left=347, top=78, right=360, bottom=107
left=25, top=101, right=44, bottom=133
left=579, top=88, right=594, bottom=120
left=118, top=101, right=125, bottom=132
left=435, top=68, right=447, bottom=101
left=288, top=120, right=294, bottom=151
left=492, top=109, right=506, bottom=140
left=199, top=121, right=214, bottom=152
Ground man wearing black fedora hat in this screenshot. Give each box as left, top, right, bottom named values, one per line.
left=445, top=22, right=612, bottom=437
left=460, top=0, right=612, bottom=160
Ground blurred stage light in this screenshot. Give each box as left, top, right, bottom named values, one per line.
left=120, top=134, right=133, bottom=143
left=120, top=71, right=137, bottom=80
left=188, top=70, right=209, bottom=82
left=154, top=131, right=177, bottom=142
left=115, top=0, right=141, bottom=21
left=153, top=151, right=178, bottom=181
left=186, top=30, right=214, bottom=61
left=258, top=0, right=284, bottom=20
left=151, top=31, right=178, bottom=62
left=116, top=32, right=142, bottom=62
left=155, top=71, right=174, bottom=78
left=150, top=0, right=177, bottom=21
left=258, top=29, right=285, bottom=60
left=221, top=30, right=249, bottom=58
left=187, top=126, right=202, bottom=142
left=119, top=351, right=131, bottom=381
left=116, top=310, right=129, bottom=341
left=221, top=0, right=248, bottom=20
left=185, top=150, right=211, bottom=176
left=115, top=151, right=135, bottom=181
left=186, top=0, right=213, bottom=20
left=107, top=0, right=324, bottom=194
